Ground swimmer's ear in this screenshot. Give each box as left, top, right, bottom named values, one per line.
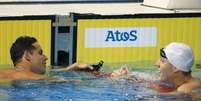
left=173, top=66, right=180, bottom=73
left=24, top=51, right=31, bottom=62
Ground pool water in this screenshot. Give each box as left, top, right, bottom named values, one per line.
left=0, top=69, right=200, bottom=101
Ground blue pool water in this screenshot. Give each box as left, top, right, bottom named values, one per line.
left=0, top=70, right=200, bottom=101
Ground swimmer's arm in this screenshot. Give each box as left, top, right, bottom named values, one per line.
left=161, top=82, right=201, bottom=99
left=177, top=79, right=200, bottom=93
left=50, top=63, right=93, bottom=72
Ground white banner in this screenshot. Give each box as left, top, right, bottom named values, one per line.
left=85, top=27, right=157, bottom=48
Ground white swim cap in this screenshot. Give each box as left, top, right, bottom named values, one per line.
left=164, top=42, right=194, bottom=72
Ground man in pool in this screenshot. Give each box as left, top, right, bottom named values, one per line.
left=111, top=42, right=200, bottom=94
left=0, top=36, right=92, bottom=81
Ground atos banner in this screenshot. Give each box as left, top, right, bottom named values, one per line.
left=85, top=27, right=157, bottom=48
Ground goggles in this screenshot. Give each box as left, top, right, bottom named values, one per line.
left=160, top=48, right=167, bottom=59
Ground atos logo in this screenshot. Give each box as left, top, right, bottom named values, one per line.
left=105, top=30, right=138, bottom=42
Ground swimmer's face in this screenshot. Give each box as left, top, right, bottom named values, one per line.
left=155, top=57, right=176, bottom=82
left=27, top=42, right=48, bottom=74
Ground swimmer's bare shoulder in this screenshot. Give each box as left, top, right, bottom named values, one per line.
left=0, top=68, right=15, bottom=79
left=0, top=68, right=46, bottom=81
left=177, top=78, right=200, bottom=93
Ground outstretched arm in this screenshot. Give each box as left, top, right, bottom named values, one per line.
left=51, top=62, right=93, bottom=72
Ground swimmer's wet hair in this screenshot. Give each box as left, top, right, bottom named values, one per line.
left=10, top=36, right=37, bottom=66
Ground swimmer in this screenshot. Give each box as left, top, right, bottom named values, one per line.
left=0, top=36, right=91, bottom=82
left=110, top=42, right=200, bottom=94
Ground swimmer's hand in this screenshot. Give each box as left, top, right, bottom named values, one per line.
left=111, top=66, right=129, bottom=77
left=50, top=63, right=93, bottom=72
